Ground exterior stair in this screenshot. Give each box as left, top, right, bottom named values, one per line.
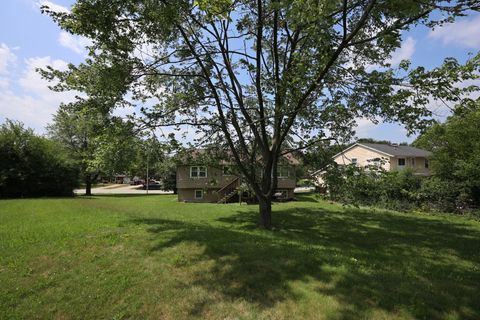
left=217, top=177, right=240, bottom=204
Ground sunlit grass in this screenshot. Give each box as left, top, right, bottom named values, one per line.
left=1, top=194, right=479, bottom=319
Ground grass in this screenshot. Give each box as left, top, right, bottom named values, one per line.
left=0, top=194, right=479, bottom=319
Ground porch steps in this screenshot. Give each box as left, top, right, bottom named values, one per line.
left=217, top=189, right=239, bottom=204
left=216, top=177, right=240, bottom=204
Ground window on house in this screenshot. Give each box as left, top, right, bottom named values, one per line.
left=351, top=158, right=358, bottom=165
left=190, top=166, right=207, bottom=178
left=277, top=166, right=289, bottom=178
left=425, top=159, right=429, bottom=169
left=398, top=158, right=406, bottom=166
left=194, top=189, right=203, bottom=199
left=411, top=158, right=415, bottom=166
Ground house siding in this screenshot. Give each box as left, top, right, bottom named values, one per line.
left=332, top=145, right=430, bottom=175
left=390, top=156, right=430, bottom=175
left=176, top=165, right=237, bottom=189
left=177, top=188, right=221, bottom=202
left=176, top=164, right=296, bottom=202
left=333, top=145, right=391, bottom=171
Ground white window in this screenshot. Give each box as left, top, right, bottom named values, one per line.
left=351, top=158, right=358, bottom=165
left=190, top=166, right=207, bottom=178
left=194, top=189, right=203, bottom=199
left=277, top=166, right=289, bottom=178
left=398, top=158, right=406, bottom=166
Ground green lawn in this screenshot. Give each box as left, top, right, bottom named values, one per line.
left=1, top=195, right=479, bottom=319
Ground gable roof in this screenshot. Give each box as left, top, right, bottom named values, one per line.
left=178, top=148, right=300, bottom=165
left=334, top=143, right=432, bottom=158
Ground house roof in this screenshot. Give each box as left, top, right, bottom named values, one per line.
left=334, top=142, right=432, bottom=158
left=178, top=148, right=301, bottom=165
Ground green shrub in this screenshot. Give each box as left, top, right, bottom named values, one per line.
left=324, top=162, right=480, bottom=214
left=0, top=120, right=79, bottom=198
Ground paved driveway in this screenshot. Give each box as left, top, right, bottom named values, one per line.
left=74, top=184, right=174, bottom=195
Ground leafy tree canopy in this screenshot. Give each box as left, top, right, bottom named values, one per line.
left=41, top=0, right=480, bottom=227
left=48, top=99, right=139, bottom=195
left=414, top=98, right=480, bottom=205
left=0, top=120, right=79, bottom=198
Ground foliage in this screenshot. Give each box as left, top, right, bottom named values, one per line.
left=0, top=120, right=79, bottom=198
left=40, top=0, right=480, bottom=227
left=1, top=195, right=479, bottom=319
left=48, top=100, right=139, bottom=194
left=357, top=138, right=408, bottom=146
left=324, top=158, right=479, bottom=214
left=126, top=136, right=177, bottom=191
left=416, top=177, right=467, bottom=213
left=302, top=141, right=345, bottom=173
left=324, top=164, right=426, bottom=211
left=414, top=100, right=480, bottom=208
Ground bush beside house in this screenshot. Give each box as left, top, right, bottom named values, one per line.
left=323, top=164, right=479, bottom=216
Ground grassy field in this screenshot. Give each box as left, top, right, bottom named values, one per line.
left=0, top=195, right=479, bottom=319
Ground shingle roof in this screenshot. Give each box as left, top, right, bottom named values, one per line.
left=179, top=148, right=301, bottom=165
left=358, top=143, right=432, bottom=157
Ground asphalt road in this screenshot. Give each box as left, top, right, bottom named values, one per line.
left=74, top=185, right=314, bottom=195
left=74, top=184, right=174, bottom=195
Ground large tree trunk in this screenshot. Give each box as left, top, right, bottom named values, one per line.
left=85, top=175, right=92, bottom=196
left=258, top=196, right=272, bottom=229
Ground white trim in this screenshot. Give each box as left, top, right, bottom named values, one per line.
left=332, top=143, right=394, bottom=159
left=194, top=189, right=204, bottom=199
left=190, top=166, right=207, bottom=178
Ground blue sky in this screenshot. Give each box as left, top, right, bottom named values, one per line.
left=0, top=0, right=479, bottom=143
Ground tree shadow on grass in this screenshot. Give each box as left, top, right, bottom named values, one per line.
left=129, top=206, right=480, bottom=319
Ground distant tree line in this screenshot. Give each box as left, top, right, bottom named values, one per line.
left=0, top=114, right=177, bottom=198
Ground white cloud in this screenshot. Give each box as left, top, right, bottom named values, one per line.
left=0, top=78, right=9, bottom=89
left=387, top=37, right=416, bottom=66
left=0, top=55, right=76, bottom=133
left=355, top=117, right=378, bottom=137
left=58, top=31, right=92, bottom=55
left=0, top=43, right=18, bottom=75
left=429, top=15, right=480, bottom=49
left=36, top=0, right=69, bottom=13
left=18, top=56, right=68, bottom=95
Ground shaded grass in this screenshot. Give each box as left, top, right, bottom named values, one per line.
left=0, top=195, right=479, bottom=319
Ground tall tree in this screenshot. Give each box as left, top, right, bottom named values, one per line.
left=48, top=100, right=137, bottom=195
left=42, top=0, right=479, bottom=227
left=414, top=98, right=480, bottom=206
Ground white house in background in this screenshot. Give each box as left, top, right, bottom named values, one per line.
left=332, top=142, right=432, bottom=175
left=313, top=142, right=432, bottom=187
